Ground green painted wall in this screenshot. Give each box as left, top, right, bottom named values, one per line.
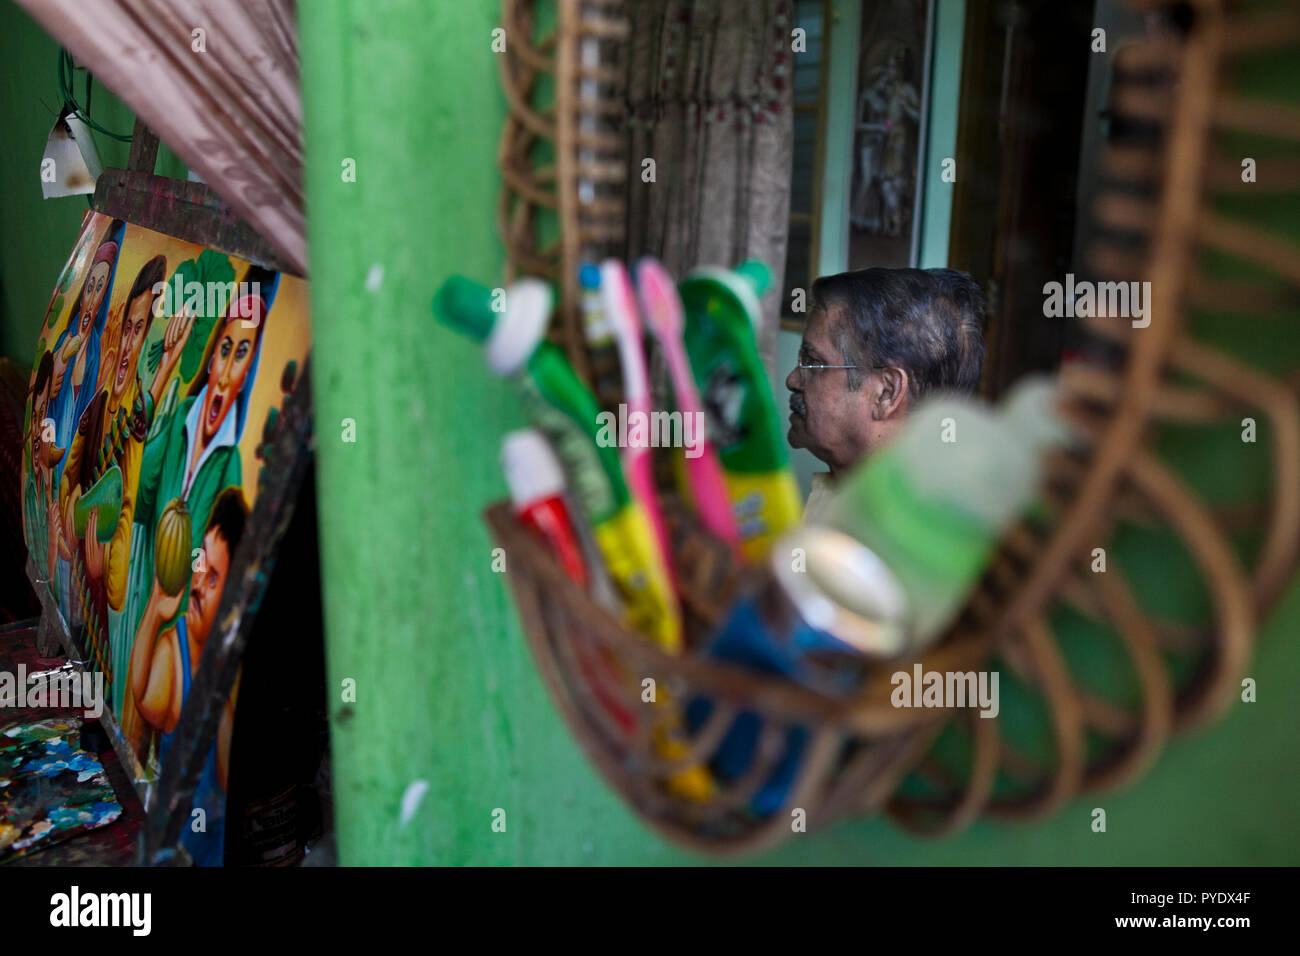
left=0, top=3, right=187, bottom=362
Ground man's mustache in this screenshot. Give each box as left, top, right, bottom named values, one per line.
left=790, top=392, right=807, bottom=417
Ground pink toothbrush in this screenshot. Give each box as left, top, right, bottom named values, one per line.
left=635, top=258, right=742, bottom=556
left=600, top=259, right=678, bottom=588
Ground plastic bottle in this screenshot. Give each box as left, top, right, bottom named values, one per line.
left=690, top=377, right=1070, bottom=817
left=809, top=375, right=1070, bottom=651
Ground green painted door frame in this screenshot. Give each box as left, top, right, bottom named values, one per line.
left=917, top=0, right=964, bottom=268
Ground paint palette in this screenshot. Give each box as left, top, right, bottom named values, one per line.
left=0, top=718, right=121, bottom=862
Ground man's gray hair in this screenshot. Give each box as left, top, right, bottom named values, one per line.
left=812, top=267, right=986, bottom=400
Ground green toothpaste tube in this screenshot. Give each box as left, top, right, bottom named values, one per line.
left=677, top=260, right=802, bottom=560
left=434, top=275, right=683, bottom=653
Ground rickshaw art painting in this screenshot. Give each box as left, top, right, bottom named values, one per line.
left=20, top=210, right=312, bottom=864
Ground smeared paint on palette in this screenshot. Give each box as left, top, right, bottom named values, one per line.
left=0, top=718, right=122, bottom=862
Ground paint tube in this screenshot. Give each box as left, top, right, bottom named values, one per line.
left=678, top=260, right=802, bottom=561
left=434, top=275, right=683, bottom=653
left=439, top=276, right=712, bottom=800
left=595, top=261, right=719, bottom=799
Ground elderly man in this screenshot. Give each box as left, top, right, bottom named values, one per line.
left=786, top=267, right=986, bottom=518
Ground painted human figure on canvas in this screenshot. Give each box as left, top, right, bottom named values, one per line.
left=121, top=269, right=276, bottom=770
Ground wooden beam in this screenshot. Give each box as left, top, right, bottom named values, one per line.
left=125, top=118, right=159, bottom=174
left=92, top=169, right=301, bottom=276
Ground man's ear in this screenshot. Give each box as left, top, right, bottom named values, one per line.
left=872, top=367, right=909, bottom=421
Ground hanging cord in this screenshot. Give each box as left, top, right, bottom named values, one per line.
left=57, top=48, right=132, bottom=142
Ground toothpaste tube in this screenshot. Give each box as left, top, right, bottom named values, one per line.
left=439, top=275, right=712, bottom=799
left=434, top=275, right=683, bottom=653
left=678, top=260, right=802, bottom=560
left=502, top=429, right=589, bottom=587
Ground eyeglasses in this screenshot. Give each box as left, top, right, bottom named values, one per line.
left=796, top=344, right=884, bottom=377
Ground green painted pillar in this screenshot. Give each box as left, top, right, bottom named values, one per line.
left=298, top=0, right=683, bottom=865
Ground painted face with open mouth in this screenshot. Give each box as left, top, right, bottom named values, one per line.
left=79, top=261, right=111, bottom=339
left=200, top=301, right=264, bottom=444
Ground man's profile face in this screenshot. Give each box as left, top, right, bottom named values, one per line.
left=785, top=302, right=876, bottom=474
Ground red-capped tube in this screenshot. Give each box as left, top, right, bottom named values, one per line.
left=501, top=430, right=588, bottom=587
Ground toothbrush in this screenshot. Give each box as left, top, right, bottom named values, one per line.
left=601, top=259, right=716, bottom=798
left=600, top=258, right=678, bottom=590
left=635, top=258, right=742, bottom=556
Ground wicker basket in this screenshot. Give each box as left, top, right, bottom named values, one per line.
left=487, top=0, right=1300, bottom=855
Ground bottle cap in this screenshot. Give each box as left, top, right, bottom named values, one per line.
left=485, top=279, right=552, bottom=375
left=1000, top=375, right=1073, bottom=453
left=433, top=275, right=496, bottom=343
left=501, top=429, right=566, bottom=510
left=680, top=260, right=770, bottom=335
left=578, top=263, right=601, bottom=290
left=733, top=259, right=772, bottom=297
left=771, top=525, right=910, bottom=658
left=433, top=275, right=553, bottom=376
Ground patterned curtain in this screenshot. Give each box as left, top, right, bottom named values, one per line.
left=16, top=0, right=305, bottom=275
left=623, top=0, right=796, bottom=371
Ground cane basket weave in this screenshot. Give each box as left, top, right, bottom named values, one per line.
left=487, top=0, right=1300, bottom=855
